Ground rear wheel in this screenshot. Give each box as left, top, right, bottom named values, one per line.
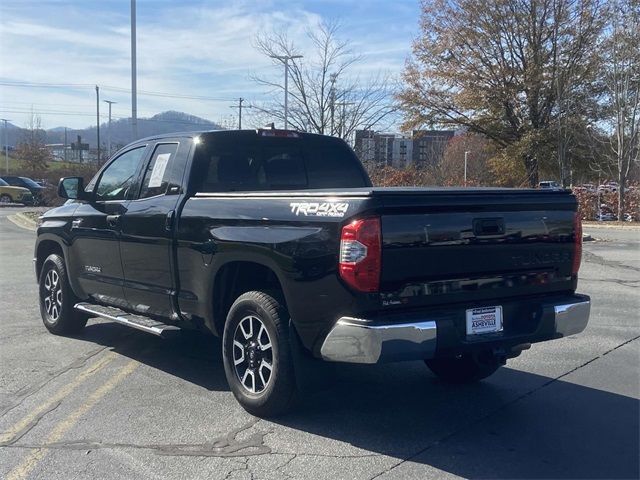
left=222, top=291, right=297, bottom=417
left=425, top=352, right=502, bottom=384
left=0, top=194, right=11, bottom=204
left=39, top=254, right=88, bottom=335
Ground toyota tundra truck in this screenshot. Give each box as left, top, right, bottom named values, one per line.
left=35, top=129, right=590, bottom=416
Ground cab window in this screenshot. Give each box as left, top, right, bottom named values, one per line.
left=94, top=147, right=146, bottom=202
left=139, top=143, right=179, bottom=199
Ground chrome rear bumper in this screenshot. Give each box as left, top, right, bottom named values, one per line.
left=320, top=295, right=590, bottom=364
left=553, top=299, right=591, bottom=337
left=320, top=317, right=437, bottom=364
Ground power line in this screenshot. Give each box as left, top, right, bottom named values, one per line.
left=0, top=80, right=237, bottom=102
left=0, top=108, right=221, bottom=127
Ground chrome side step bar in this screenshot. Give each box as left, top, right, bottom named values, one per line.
left=75, top=302, right=181, bottom=338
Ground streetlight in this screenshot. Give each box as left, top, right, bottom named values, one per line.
left=104, top=100, right=116, bottom=158
left=1, top=118, right=10, bottom=174
left=464, top=150, right=471, bottom=186
left=270, top=54, right=303, bottom=129
left=131, top=0, right=138, bottom=141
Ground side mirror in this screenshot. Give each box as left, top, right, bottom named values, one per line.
left=58, top=177, right=85, bottom=200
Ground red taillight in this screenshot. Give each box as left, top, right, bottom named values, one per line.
left=572, top=212, right=582, bottom=275
left=339, top=217, right=381, bottom=292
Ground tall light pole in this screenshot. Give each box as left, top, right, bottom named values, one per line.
left=95, top=85, right=100, bottom=163
left=270, top=54, right=303, bottom=129
left=335, top=101, right=355, bottom=139
left=464, top=150, right=471, bottom=186
left=104, top=100, right=116, bottom=158
left=329, top=73, right=338, bottom=136
left=131, top=0, right=138, bottom=141
left=1, top=119, right=10, bottom=174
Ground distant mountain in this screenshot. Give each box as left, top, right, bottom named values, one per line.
left=4, top=111, right=223, bottom=149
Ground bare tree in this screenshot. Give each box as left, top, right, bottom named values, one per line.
left=595, top=0, right=640, bottom=219
left=16, top=111, right=51, bottom=177
left=250, top=22, right=397, bottom=140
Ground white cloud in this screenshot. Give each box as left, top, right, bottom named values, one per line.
left=0, top=1, right=415, bottom=129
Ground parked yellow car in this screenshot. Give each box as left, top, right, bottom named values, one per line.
left=0, top=178, right=33, bottom=204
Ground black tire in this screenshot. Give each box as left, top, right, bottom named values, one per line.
left=0, top=194, right=11, bottom=204
left=39, top=254, right=88, bottom=335
left=222, top=291, right=297, bottom=417
left=425, top=352, right=502, bottom=384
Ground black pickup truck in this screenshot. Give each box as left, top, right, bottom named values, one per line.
left=35, top=129, right=590, bottom=416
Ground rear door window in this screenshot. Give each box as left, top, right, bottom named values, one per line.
left=139, top=143, right=179, bottom=199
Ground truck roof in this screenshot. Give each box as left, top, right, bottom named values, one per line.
left=132, top=129, right=343, bottom=144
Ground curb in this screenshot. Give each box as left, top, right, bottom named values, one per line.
left=7, top=212, right=38, bottom=231
left=582, top=222, right=640, bottom=230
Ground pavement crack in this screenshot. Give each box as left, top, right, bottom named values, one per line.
left=0, top=401, right=62, bottom=447
left=223, top=457, right=249, bottom=480
left=273, top=453, right=297, bottom=479
left=581, top=278, right=640, bottom=288
left=583, top=250, right=640, bottom=273
left=0, top=346, right=109, bottom=419
left=5, top=418, right=272, bottom=458
left=368, top=334, right=640, bottom=480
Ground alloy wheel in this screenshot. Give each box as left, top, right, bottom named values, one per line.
left=232, top=315, right=274, bottom=394
left=43, top=268, right=62, bottom=322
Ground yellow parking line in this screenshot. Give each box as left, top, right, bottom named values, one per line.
left=0, top=353, right=115, bottom=446
left=6, top=359, right=140, bottom=480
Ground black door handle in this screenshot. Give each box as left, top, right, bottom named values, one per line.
left=473, top=218, right=505, bottom=236
left=165, top=210, right=175, bottom=231
left=106, top=214, right=121, bottom=228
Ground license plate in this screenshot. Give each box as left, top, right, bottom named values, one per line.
left=466, top=306, right=503, bottom=335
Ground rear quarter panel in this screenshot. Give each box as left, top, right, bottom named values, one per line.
left=175, top=194, right=373, bottom=350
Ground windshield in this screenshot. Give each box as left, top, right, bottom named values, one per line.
left=0, top=179, right=8, bottom=186
left=20, top=177, right=42, bottom=188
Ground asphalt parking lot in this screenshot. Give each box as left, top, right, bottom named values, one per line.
left=0, top=207, right=638, bottom=480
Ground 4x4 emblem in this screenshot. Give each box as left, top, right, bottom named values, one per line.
left=290, top=202, right=349, bottom=217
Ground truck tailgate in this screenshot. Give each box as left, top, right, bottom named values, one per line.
left=377, top=189, right=578, bottom=308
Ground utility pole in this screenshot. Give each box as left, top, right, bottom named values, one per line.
left=464, top=150, right=470, bottom=186
left=95, top=85, right=101, bottom=163
left=64, top=127, right=68, bottom=162
left=270, top=54, right=303, bottom=129
left=104, top=100, right=116, bottom=158
left=1, top=118, right=10, bottom=174
left=230, top=98, right=246, bottom=129
left=131, top=0, right=138, bottom=141
left=329, top=73, right=337, bottom=136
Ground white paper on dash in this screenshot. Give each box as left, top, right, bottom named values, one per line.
left=148, top=153, right=171, bottom=188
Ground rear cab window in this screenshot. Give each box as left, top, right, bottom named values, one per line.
left=190, top=132, right=370, bottom=193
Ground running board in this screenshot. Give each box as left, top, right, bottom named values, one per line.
left=75, top=302, right=180, bottom=338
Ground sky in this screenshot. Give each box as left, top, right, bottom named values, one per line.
left=0, top=0, right=419, bottom=130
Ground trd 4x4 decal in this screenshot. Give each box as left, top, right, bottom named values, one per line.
left=290, top=202, right=349, bottom=217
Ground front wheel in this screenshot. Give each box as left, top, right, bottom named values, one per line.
left=425, top=352, right=502, bottom=384
left=222, top=291, right=297, bottom=417
left=39, top=254, right=87, bottom=335
left=0, top=194, right=11, bottom=204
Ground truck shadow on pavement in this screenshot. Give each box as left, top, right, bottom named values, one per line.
left=79, top=322, right=639, bottom=479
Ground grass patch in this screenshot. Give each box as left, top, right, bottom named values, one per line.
left=1, top=154, right=88, bottom=175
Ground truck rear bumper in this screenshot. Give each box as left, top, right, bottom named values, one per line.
left=320, top=294, right=590, bottom=364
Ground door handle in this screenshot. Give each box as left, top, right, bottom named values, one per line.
left=165, top=210, right=175, bottom=231
left=106, top=214, right=121, bottom=228
left=473, top=217, right=505, bottom=236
